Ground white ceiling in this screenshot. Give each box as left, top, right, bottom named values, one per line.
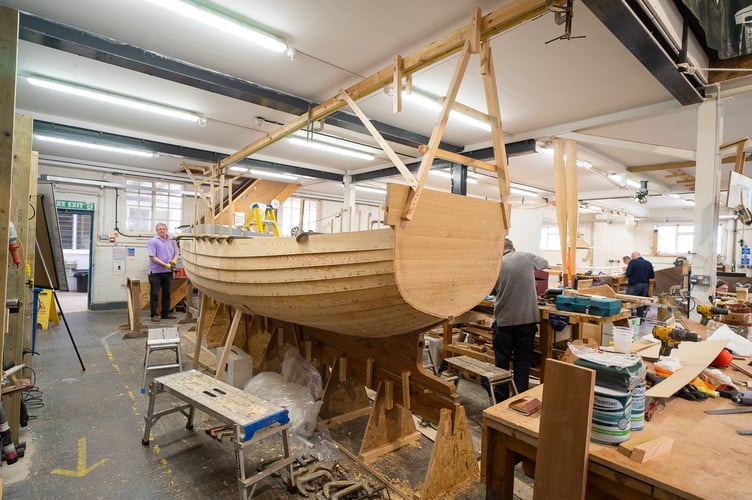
left=4, top=0, right=752, bottom=220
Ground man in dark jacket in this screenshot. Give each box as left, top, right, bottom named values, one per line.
left=625, top=251, right=654, bottom=317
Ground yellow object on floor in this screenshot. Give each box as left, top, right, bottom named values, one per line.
left=37, top=289, right=59, bottom=330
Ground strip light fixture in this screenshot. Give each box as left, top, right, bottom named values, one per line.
left=146, top=0, right=288, bottom=53
left=429, top=169, right=478, bottom=184
left=26, top=75, right=202, bottom=123
left=35, top=135, right=155, bottom=158
left=354, top=185, right=387, bottom=195
left=402, top=89, right=491, bottom=131
left=288, top=135, right=375, bottom=161
left=229, top=166, right=299, bottom=181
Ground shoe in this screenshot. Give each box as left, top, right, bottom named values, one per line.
left=162, top=314, right=177, bottom=320
left=151, top=315, right=161, bottom=322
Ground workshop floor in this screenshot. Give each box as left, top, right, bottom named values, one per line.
left=0, top=305, right=534, bottom=499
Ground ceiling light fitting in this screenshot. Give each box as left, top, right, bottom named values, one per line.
left=401, top=89, right=491, bottom=131
left=229, top=166, right=299, bottom=181
left=35, top=135, right=155, bottom=158
left=354, top=185, right=387, bottom=195
left=26, top=75, right=202, bottom=123
left=509, top=187, right=539, bottom=198
left=147, top=0, right=288, bottom=53
left=429, top=169, right=478, bottom=184
left=288, top=132, right=376, bottom=161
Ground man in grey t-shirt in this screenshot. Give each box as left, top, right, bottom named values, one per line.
left=492, top=238, right=548, bottom=402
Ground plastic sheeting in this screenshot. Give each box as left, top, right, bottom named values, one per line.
left=682, top=0, right=752, bottom=59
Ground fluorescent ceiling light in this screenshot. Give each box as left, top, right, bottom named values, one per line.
left=402, top=90, right=491, bottom=131
left=147, top=0, right=287, bottom=53
left=429, top=169, right=478, bottom=184
left=26, top=76, right=201, bottom=122
left=249, top=169, right=298, bottom=181
left=229, top=166, right=249, bottom=173
left=44, top=175, right=125, bottom=188
left=576, top=159, right=592, bottom=169
left=354, top=185, right=387, bottom=195
left=35, top=135, right=155, bottom=158
left=288, top=137, right=375, bottom=161
left=509, top=187, right=539, bottom=198
left=293, top=131, right=378, bottom=155
left=625, top=178, right=641, bottom=189
left=608, top=173, right=623, bottom=182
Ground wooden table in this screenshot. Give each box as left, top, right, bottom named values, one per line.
left=537, top=305, right=632, bottom=381
left=482, top=384, right=752, bottom=499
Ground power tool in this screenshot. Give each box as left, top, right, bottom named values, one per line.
left=652, top=325, right=701, bottom=356
left=696, top=303, right=730, bottom=326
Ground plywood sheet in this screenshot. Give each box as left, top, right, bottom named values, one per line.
left=645, top=340, right=728, bottom=398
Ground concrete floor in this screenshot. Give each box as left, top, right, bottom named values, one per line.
left=0, top=303, right=534, bottom=499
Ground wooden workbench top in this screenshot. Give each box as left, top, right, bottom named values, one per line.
left=484, top=380, right=752, bottom=498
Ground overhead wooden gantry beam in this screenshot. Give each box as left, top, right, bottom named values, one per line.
left=219, top=0, right=548, bottom=169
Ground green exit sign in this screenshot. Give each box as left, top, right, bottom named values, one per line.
left=56, top=200, right=95, bottom=210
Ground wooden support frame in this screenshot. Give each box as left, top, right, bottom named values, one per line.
left=359, top=380, right=420, bottom=463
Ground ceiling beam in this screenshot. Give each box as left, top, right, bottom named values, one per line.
left=582, top=0, right=703, bottom=105
left=19, top=13, right=455, bottom=153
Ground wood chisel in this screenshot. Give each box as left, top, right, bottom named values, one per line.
left=705, top=407, right=752, bottom=415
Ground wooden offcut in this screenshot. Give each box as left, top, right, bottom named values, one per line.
left=533, top=359, right=595, bottom=500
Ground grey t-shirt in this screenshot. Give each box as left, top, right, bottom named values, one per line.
left=493, top=250, right=549, bottom=327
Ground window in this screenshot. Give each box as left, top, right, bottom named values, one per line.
left=540, top=226, right=560, bottom=251
left=58, top=211, right=91, bottom=250
left=278, top=197, right=319, bottom=236
left=125, top=180, right=182, bottom=233
left=656, top=224, right=694, bottom=254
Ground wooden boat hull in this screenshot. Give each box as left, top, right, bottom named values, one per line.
left=180, top=185, right=506, bottom=337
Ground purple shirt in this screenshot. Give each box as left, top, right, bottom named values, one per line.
left=147, top=235, right=179, bottom=274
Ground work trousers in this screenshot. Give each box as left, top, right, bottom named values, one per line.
left=149, top=271, right=173, bottom=318
left=626, top=282, right=649, bottom=317
left=492, top=322, right=537, bottom=403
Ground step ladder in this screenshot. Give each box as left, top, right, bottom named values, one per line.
left=141, top=327, right=182, bottom=393
left=245, top=202, right=280, bottom=236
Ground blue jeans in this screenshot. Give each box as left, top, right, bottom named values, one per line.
left=492, top=322, right=537, bottom=403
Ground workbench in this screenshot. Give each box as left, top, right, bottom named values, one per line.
left=482, top=384, right=752, bottom=499
left=537, top=305, right=632, bottom=381
left=141, top=370, right=294, bottom=499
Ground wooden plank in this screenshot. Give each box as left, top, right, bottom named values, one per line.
left=533, top=359, right=595, bottom=500
left=565, top=140, right=578, bottom=280
left=218, top=1, right=548, bottom=168
left=553, top=139, right=568, bottom=277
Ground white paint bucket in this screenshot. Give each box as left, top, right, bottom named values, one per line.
left=591, top=385, right=632, bottom=445
left=631, top=382, right=646, bottom=431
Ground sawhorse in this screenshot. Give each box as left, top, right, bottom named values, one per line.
left=444, top=355, right=517, bottom=405
left=141, top=370, right=295, bottom=499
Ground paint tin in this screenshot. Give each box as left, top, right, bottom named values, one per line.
left=631, top=381, right=646, bottom=431
left=591, top=385, right=632, bottom=445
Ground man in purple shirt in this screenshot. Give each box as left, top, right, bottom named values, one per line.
left=147, top=223, right=179, bottom=322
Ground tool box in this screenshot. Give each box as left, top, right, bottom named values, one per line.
left=587, top=296, right=622, bottom=316
left=555, top=295, right=577, bottom=312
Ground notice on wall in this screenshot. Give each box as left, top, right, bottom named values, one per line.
left=113, top=260, right=125, bottom=275
left=113, top=246, right=126, bottom=260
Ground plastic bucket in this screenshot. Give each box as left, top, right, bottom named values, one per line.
left=591, top=385, right=632, bottom=445
left=612, top=327, right=633, bottom=353
left=631, top=381, right=646, bottom=431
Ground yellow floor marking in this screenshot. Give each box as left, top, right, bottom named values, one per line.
left=51, top=438, right=108, bottom=477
